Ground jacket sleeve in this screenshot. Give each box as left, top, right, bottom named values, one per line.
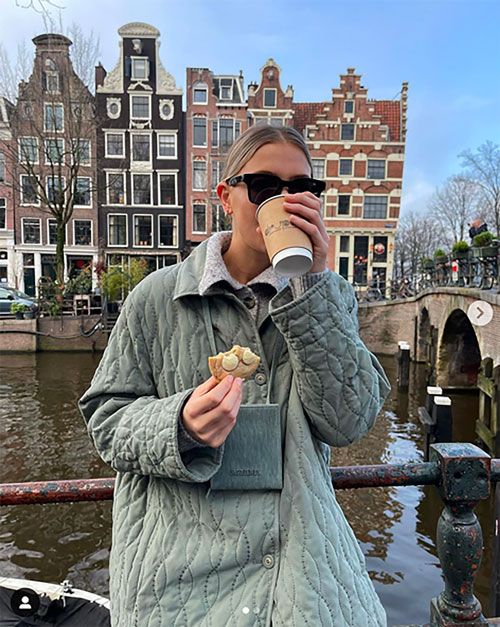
left=78, top=292, right=224, bottom=482
left=269, top=270, right=391, bottom=447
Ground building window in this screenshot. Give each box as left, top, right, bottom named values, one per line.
left=46, top=175, right=65, bottom=205
left=220, top=118, right=238, bottom=151
left=341, top=123, right=354, bottom=141
left=340, top=235, right=350, bottom=252
left=108, top=214, right=127, bottom=246
left=131, top=95, right=150, bottom=119
left=344, top=100, right=354, bottom=114
left=107, top=172, right=125, bottom=205
left=19, top=137, right=39, bottom=163
left=0, top=198, right=5, bottom=229
left=131, top=134, right=151, bottom=162
left=264, top=88, right=277, bottom=107
left=193, top=117, right=207, bottom=147
left=158, top=173, right=177, bottom=205
left=373, top=236, right=388, bottom=262
left=74, top=177, right=91, bottom=206
left=132, top=174, right=151, bottom=204
left=22, top=218, right=41, bottom=244
left=338, top=257, right=349, bottom=280
left=131, top=57, right=149, bottom=81
left=367, top=159, right=386, bottom=179
left=21, top=175, right=38, bottom=204
left=338, top=195, right=350, bottom=216
left=74, top=219, right=92, bottom=245
left=134, top=215, right=152, bottom=247
left=311, top=158, right=325, bottom=179
left=193, top=160, right=207, bottom=190
left=193, top=83, right=208, bottom=104
left=44, top=138, right=64, bottom=165
left=0, top=152, right=4, bottom=182
left=72, top=139, right=90, bottom=165
left=105, top=133, right=124, bottom=158
left=159, top=215, right=178, bottom=247
left=193, top=203, right=206, bottom=232
left=44, top=104, right=64, bottom=131
left=354, top=236, right=369, bottom=285
left=339, top=159, right=353, bottom=176
left=106, top=98, right=121, bottom=119
left=211, top=160, right=222, bottom=190
left=157, top=133, right=176, bottom=158
left=159, top=99, right=174, bottom=120
left=363, top=195, right=388, bottom=219
left=47, top=219, right=57, bottom=245
left=269, top=117, right=283, bottom=127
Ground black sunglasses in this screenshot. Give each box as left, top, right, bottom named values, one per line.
left=226, top=173, right=326, bottom=206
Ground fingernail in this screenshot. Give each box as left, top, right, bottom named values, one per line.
left=226, top=375, right=234, bottom=384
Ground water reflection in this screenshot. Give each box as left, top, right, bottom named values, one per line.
left=0, top=352, right=494, bottom=625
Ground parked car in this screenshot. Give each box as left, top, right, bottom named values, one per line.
left=0, top=285, right=38, bottom=316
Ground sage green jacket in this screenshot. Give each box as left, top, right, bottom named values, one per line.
left=79, top=237, right=391, bottom=626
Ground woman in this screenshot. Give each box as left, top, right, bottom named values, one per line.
left=79, top=125, right=391, bottom=626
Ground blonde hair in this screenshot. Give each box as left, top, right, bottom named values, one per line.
left=220, top=124, right=313, bottom=183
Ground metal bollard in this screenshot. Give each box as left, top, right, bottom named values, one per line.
left=418, top=387, right=445, bottom=461
left=397, top=340, right=411, bottom=390
left=433, top=396, right=453, bottom=444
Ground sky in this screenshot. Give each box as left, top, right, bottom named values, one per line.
left=1, top=0, right=499, bottom=216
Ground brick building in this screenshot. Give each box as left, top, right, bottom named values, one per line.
left=0, top=97, right=15, bottom=284
left=247, top=58, right=294, bottom=127
left=10, top=33, right=98, bottom=296
left=295, top=68, right=408, bottom=287
left=95, top=22, right=185, bottom=272
left=185, top=67, right=247, bottom=247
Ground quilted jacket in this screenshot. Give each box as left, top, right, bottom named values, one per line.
left=79, top=235, right=391, bottom=627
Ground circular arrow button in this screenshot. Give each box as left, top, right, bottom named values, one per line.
left=467, top=300, right=493, bottom=327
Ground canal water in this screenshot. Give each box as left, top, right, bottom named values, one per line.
left=0, top=352, right=495, bottom=626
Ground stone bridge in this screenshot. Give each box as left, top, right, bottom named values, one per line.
left=357, top=287, right=500, bottom=388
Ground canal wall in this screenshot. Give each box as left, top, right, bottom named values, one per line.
left=0, top=316, right=108, bottom=352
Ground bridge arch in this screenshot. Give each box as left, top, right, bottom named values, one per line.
left=417, top=307, right=431, bottom=364
left=437, top=309, right=481, bottom=388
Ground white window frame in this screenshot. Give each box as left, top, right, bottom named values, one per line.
left=131, top=56, right=149, bottom=81
left=44, top=103, right=64, bottom=132
left=46, top=175, right=66, bottom=205
left=73, top=218, right=93, bottom=246
left=107, top=213, right=128, bottom=248
left=344, top=100, right=354, bottom=114
left=19, top=137, right=39, bottom=164
left=130, top=131, right=152, bottom=164
left=192, top=160, right=207, bottom=191
left=311, top=158, right=325, bottom=180
left=106, top=171, right=126, bottom=206
left=130, top=94, right=151, bottom=120
left=47, top=218, right=58, bottom=245
left=73, top=176, right=92, bottom=208
left=193, top=83, right=208, bottom=105
left=158, top=214, right=179, bottom=248
left=337, top=195, right=351, bottom=217
left=263, top=88, right=277, bottom=108
left=219, top=83, right=233, bottom=101
left=132, top=173, right=153, bottom=206
left=192, top=202, right=207, bottom=234
left=157, top=172, right=178, bottom=207
left=21, top=217, right=42, bottom=245
left=0, top=152, right=5, bottom=183
left=193, top=116, right=207, bottom=147
left=363, top=195, right=388, bottom=220
left=44, top=138, right=65, bottom=166
left=367, top=159, right=386, bottom=180
left=105, top=131, right=125, bottom=158
left=20, top=174, right=40, bottom=206
left=0, top=198, right=6, bottom=230
left=72, top=138, right=91, bottom=166
left=339, top=158, right=353, bottom=177
left=340, top=123, right=356, bottom=141
left=45, top=70, right=60, bottom=94
left=133, top=213, right=154, bottom=248
left=157, top=132, right=177, bottom=159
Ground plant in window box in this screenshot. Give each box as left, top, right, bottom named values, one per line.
left=10, top=302, right=29, bottom=319
left=472, top=231, right=497, bottom=257
left=433, top=249, right=448, bottom=264
left=451, top=240, right=471, bottom=259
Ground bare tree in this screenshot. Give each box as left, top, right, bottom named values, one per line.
left=0, top=41, right=31, bottom=103
left=459, top=140, right=500, bottom=236
left=428, top=175, right=481, bottom=246
left=394, top=210, right=441, bottom=279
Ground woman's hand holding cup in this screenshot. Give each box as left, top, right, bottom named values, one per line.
left=181, top=375, right=243, bottom=448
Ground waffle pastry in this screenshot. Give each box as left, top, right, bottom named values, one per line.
left=208, top=345, right=261, bottom=382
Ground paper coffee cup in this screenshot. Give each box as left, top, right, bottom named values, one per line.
left=256, top=194, right=313, bottom=278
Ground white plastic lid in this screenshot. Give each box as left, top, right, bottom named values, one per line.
left=272, top=247, right=313, bottom=277
left=434, top=396, right=452, bottom=406
left=427, top=386, right=443, bottom=395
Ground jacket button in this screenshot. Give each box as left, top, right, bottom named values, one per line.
left=255, top=373, right=267, bottom=385
left=262, top=554, right=274, bottom=569
left=243, top=296, right=256, bottom=309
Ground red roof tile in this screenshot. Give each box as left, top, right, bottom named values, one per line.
left=371, top=100, right=400, bottom=141
left=293, top=102, right=324, bottom=133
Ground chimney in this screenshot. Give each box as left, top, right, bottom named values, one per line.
left=95, top=62, right=106, bottom=89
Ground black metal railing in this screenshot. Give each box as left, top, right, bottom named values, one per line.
left=0, top=443, right=498, bottom=625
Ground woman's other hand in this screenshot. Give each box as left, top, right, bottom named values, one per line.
left=181, top=375, right=244, bottom=448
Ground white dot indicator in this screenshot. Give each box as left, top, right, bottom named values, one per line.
left=242, top=606, right=250, bottom=614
